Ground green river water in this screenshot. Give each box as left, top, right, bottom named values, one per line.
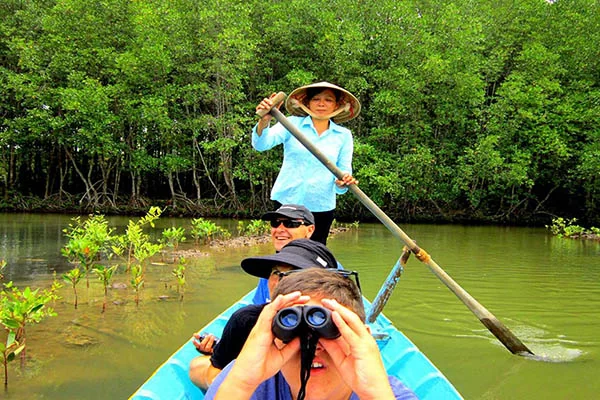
left=0, top=213, right=598, bottom=399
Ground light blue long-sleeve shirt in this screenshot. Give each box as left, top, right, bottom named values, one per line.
left=252, top=115, right=353, bottom=212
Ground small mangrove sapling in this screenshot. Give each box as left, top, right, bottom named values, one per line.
left=63, top=268, right=83, bottom=309
left=190, top=218, right=230, bottom=244
left=237, top=219, right=270, bottom=237
left=172, top=258, right=186, bottom=301
left=0, top=331, right=24, bottom=389
left=0, top=281, right=59, bottom=385
left=62, top=215, right=114, bottom=289
left=113, top=207, right=163, bottom=271
left=130, top=265, right=144, bottom=306
left=92, top=265, right=117, bottom=313
left=162, top=227, right=186, bottom=252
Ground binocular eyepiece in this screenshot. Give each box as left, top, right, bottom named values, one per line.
left=272, top=305, right=340, bottom=343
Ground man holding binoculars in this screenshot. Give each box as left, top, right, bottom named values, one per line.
left=205, top=268, right=417, bottom=400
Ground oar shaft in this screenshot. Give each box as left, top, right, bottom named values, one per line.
left=367, top=248, right=410, bottom=323
left=265, top=105, right=533, bottom=356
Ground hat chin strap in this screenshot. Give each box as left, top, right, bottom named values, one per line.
left=290, top=99, right=350, bottom=121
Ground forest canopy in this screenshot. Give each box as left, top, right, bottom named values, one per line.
left=1, top=0, right=598, bottom=225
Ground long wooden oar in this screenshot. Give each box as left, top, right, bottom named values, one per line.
left=257, top=92, right=534, bottom=356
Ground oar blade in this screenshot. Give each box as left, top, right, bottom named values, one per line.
left=481, top=317, right=534, bottom=355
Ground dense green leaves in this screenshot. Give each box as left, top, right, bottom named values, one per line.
left=0, top=0, right=598, bottom=224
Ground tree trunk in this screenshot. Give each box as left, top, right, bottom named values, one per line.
left=8, top=145, right=15, bottom=192
left=194, top=136, right=225, bottom=201
left=192, top=137, right=202, bottom=201
left=65, top=147, right=96, bottom=207
left=113, top=157, right=121, bottom=205
left=167, top=171, right=177, bottom=208
left=59, top=154, right=68, bottom=201
left=220, top=147, right=238, bottom=207
left=130, top=169, right=138, bottom=205
left=86, top=158, right=99, bottom=207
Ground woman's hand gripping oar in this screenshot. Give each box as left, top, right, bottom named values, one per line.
left=257, top=92, right=534, bottom=356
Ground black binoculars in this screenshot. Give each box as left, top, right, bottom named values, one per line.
left=272, top=305, right=340, bottom=343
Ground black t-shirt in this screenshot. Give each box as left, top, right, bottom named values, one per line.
left=210, top=303, right=266, bottom=369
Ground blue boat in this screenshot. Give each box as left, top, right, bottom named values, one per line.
left=130, top=288, right=463, bottom=400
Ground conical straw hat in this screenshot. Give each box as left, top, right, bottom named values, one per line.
left=285, top=82, right=361, bottom=124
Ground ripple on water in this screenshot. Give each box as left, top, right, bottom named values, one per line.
left=464, top=323, right=586, bottom=363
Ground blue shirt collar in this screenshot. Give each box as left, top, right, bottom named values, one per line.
left=299, top=115, right=344, bottom=134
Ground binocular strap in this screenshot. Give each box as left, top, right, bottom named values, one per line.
left=297, top=333, right=319, bottom=400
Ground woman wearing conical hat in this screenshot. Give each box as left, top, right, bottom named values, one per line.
left=253, top=82, right=360, bottom=245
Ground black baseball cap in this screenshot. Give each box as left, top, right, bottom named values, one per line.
left=261, top=204, right=315, bottom=226
left=241, top=239, right=337, bottom=279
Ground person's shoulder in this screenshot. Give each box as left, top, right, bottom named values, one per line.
left=230, top=303, right=267, bottom=322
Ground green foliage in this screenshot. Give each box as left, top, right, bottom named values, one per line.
left=61, top=215, right=115, bottom=288
left=190, top=218, right=230, bottom=244
left=138, top=207, right=163, bottom=228
left=0, top=283, right=59, bottom=332
left=130, top=265, right=144, bottom=306
left=172, top=258, right=186, bottom=301
left=237, top=220, right=270, bottom=237
left=573, top=140, right=600, bottom=222
left=0, top=279, right=59, bottom=387
left=546, top=217, right=599, bottom=239
left=1, top=0, right=599, bottom=224
left=112, top=207, right=164, bottom=271
left=1, top=331, right=25, bottom=389
left=0, top=260, right=6, bottom=281
left=51, top=271, right=63, bottom=298
left=454, top=135, right=533, bottom=213
left=92, top=265, right=118, bottom=313
left=62, top=268, right=83, bottom=309
left=161, top=227, right=187, bottom=251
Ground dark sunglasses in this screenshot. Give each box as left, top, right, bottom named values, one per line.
left=270, top=219, right=306, bottom=229
left=270, top=268, right=362, bottom=294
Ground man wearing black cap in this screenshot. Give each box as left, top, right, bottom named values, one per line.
left=262, top=203, right=316, bottom=252
left=252, top=203, right=317, bottom=305
left=189, top=239, right=338, bottom=390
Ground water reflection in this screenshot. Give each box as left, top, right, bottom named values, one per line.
left=1, top=213, right=72, bottom=279
left=1, top=214, right=599, bottom=399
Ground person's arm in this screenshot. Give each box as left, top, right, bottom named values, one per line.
left=189, top=355, right=222, bottom=389
left=190, top=305, right=262, bottom=390
left=251, top=96, right=290, bottom=151
left=251, top=119, right=288, bottom=152
left=319, top=298, right=397, bottom=400
left=254, top=93, right=279, bottom=136
left=210, top=292, right=309, bottom=400
left=334, top=131, right=357, bottom=193
left=256, top=117, right=270, bottom=136
left=188, top=334, right=221, bottom=389
left=252, top=93, right=286, bottom=147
